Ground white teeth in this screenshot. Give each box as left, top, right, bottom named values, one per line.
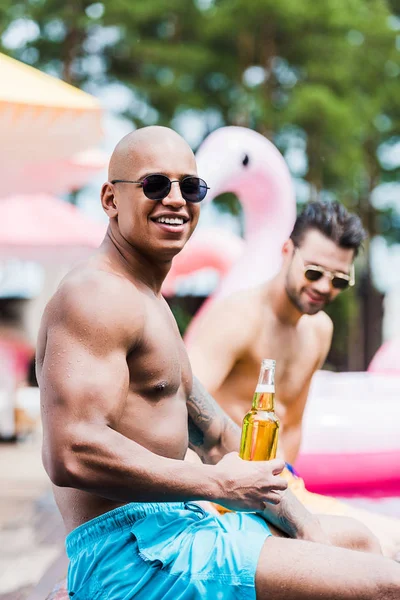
left=156, top=217, right=184, bottom=225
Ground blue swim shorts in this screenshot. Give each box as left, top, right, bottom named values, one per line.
left=66, top=501, right=272, bottom=599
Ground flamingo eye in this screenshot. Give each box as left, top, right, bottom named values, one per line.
left=242, top=153, right=250, bottom=167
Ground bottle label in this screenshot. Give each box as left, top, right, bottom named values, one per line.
left=256, top=384, right=274, bottom=393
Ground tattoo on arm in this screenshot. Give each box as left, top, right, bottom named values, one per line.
left=187, top=377, right=218, bottom=450
left=187, top=377, right=240, bottom=460
left=187, top=415, right=204, bottom=448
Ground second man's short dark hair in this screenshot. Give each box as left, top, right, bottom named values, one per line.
left=290, top=201, right=366, bottom=255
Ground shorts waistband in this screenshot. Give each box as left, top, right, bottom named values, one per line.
left=66, top=502, right=186, bottom=558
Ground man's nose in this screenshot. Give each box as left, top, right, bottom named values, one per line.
left=161, top=181, right=186, bottom=208
left=313, top=275, right=332, bottom=294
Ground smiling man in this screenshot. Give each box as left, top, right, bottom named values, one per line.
left=37, top=132, right=400, bottom=600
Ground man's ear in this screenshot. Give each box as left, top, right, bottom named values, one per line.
left=101, top=182, right=118, bottom=217
left=282, top=238, right=294, bottom=259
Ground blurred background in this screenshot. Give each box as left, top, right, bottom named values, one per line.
left=1, top=0, right=400, bottom=369
left=0, top=0, right=399, bottom=597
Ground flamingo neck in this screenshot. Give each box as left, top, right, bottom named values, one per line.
left=233, top=167, right=294, bottom=240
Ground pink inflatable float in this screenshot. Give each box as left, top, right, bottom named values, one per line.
left=368, top=338, right=400, bottom=375
left=162, top=228, right=245, bottom=296
left=296, top=370, right=400, bottom=497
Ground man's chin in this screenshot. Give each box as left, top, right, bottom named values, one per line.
left=159, top=240, right=188, bottom=261
left=303, top=301, right=326, bottom=315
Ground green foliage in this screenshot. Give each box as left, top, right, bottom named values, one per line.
left=212, top=192, right=242, bottom=217
left=376, top=206, right=400, bottom=243
left=324, top=288, right=356, bottom=370
left=168, top=303, right=192, bottom=336
left=2, top=0, right=398, bottom=207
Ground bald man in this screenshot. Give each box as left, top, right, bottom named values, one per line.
left=37, top=127, right=400, bottom=600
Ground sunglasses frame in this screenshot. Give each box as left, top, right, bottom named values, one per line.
left=294, top=248, right=355, bottom=290
left=110, top=174, right=209, bottom=203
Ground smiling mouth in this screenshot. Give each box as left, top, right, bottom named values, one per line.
left=152, top=216, right=188, bottom=227
left=306, top=291, right=326, bottom=303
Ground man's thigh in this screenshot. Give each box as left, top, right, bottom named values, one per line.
left=255, top=536, right=400, bottom=600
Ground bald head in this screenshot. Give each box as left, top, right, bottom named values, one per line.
left=108, top=126, right=195, bottom=182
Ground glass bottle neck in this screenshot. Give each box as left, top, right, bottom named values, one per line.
left=254, top=359, right=276, bottom=411
left=252, top=385, right=275, bottom=411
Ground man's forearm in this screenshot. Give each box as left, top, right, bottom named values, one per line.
left=188, top=377, right=241, bottom=463
left=47, top=421, right=223, bottom=504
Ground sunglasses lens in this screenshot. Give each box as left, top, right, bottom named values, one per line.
left=304, top=268, right=323, bottom=282
left=180, top=177, right=208, bottom=203
left=332, top=277, right=349, bottom=290
left=142, top=175, right=171, bottom=200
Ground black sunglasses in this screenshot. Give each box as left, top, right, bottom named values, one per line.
left=111, top=174, right=209, bottom=203
left=295, top=249, right=354, bottom=290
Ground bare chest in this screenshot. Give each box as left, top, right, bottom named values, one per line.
left=249, top=323, right=320, bottom=408
left=127, top=298, right=192, bottom=399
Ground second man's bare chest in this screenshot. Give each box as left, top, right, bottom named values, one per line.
left=250, top=326, right=319, bottom=407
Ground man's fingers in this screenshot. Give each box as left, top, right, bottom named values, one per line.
left=262, top=498, right=280, bottom=510
left=263, top=497, right=280, bottom=507
left=273, top=476, right=288, bottom=490
left=269, top=458, right=286, bottom=475
left=262, top=490, right=284, bottom=507
left=262, top=480, right=287, bottom=507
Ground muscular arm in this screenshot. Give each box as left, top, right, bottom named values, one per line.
left=187, top=377, right=327, bottom=542
left=39, top=278, right=222, bottom=505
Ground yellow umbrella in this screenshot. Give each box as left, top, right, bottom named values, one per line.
left=0, top=52, right=103, bottom=162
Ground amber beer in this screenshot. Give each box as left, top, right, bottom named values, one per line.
left=239, top=359, right=279, bottom=461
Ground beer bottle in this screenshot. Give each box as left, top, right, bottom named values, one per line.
left=239, top=359, right=279, bottom=461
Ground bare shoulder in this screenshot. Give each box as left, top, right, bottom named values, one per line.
left=301, top=311, right=333, bottom=366
left=191, top=285, right=262, bottom=338
left=44, top=266, right=145, bottom=346
left=312, top=311, right=334, bottom=340
left=219, top=286, right=262, bottom=323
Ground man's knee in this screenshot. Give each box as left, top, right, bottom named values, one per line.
left=357, top=527, right=382, bottom=555
left=377, top=564, right=400, bottom=600
left=337, top=516, right=382, bottom=554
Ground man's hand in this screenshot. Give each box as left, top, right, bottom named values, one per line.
left=259, top=487, right=330, bottom=542
left=214, top=452, right=287, bottom=511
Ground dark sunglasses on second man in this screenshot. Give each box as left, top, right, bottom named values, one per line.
left=111, top=174, right=209, bottom=203
left=295, top=248, right=354, bottom=290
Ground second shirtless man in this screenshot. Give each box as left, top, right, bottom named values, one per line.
left=187, top=200, right=400, bottom=558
